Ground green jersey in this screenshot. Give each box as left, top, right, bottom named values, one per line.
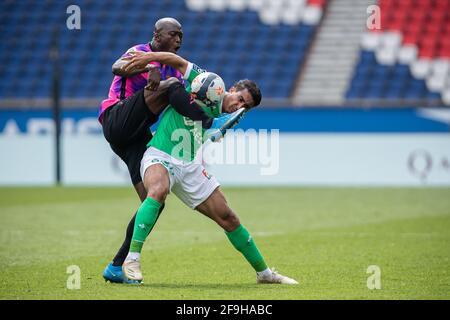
left=148, top=62, right=222, bottom=162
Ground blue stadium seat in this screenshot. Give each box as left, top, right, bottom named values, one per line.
left=347, top=50, right=440, bottom=102
left=0, top=0, right=318, bottom=99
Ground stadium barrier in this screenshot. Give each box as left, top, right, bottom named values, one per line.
left=1, top=108, right=449, bottom=186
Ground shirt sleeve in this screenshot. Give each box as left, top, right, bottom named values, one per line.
left=183, top=62, right=206, bottom=84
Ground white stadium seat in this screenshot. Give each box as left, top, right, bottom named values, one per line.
left=426, top=72, right=448, bottom=92
left=248, top=0, right=265, bottom=10
left=186, top=0, right=323, bottom=27
left=361, top=33, right=381, bottom=51
left=281, top=8, right=303, bottom=25
left=228, top=0, right=247, bottom=11
left=380, top=32, right=402, bottom=50
left=442, top=87, right=450, bottom=105
left=281, top=0, right=306, bottom=25
left=259, top=7, right=281, bottom=25
left=411, top=59, right=432, bottom=79
left=302, top=6, right=322, bottom=25
left=375, top=32, right=402, bottom=66
left=430, top=59, right=450, bottom=76
left=397, top=45, right=417, bottom=65
left=376, top=47, right=398, bottom=65
left=426, top=60, right=450, bottom=92
left=186, top=0, right=207, bottom=11
left=207, top=0, right=226, bottom=11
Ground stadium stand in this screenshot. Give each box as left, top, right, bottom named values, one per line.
left=3, top=0, right=446, bottom=107
left=347, top=0, right=450, bottom=105
left=294, top=0, right=376, bottom=105
left=0, top=0, right=326, bottom=102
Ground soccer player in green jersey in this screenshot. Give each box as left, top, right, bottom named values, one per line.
left=120, top=52, right=298, bottom=285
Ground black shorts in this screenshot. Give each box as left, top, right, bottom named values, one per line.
left=102, top=89, right=158, bottom=185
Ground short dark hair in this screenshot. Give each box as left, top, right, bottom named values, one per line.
left=232, top=79, right=262, bottom=108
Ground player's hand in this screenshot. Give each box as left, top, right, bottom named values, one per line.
left=122, top=52, right=154, bottom=73
left=145, top=65, right=161, bottom=91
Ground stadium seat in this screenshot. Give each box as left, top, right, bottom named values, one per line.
left=0, top=0, right=327, bottom=100
left=347, top=0, right=447, bottom=104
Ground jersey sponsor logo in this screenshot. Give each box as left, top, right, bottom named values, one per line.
left=192, top=63, right=205, bottom=74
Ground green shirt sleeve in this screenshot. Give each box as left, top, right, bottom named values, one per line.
left=183, top=62, right=222, bottom=116
left=183, top=62, right=206, bottom=85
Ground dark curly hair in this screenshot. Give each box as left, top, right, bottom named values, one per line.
left=232, top=79, right=262, bottom=108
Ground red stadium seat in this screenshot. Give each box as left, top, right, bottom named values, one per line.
left=307, top=0, right=327, bottom=6
left=386, top=20, right=406, bottom=32
left=351, top=0, right=448, bottom=104
left=434, top=0, right=450, bottom=7
left=440, top=38, right=450, bottom=49
left=424, top=24, right=442, bottom=35
left=428, top=10, right=446, bottom=22
left=378, top=0, right=391, bottom=8
left=409, top=11, right=427, bottom=24
left=419, top=46, right=436, bottom=58
left=391, top=11, right=408, bottom=22
left=437, top=47, right=450, bottom=59
left=403, top=33, right=420, bottom=45
left=415, top=0, right=432, bottom=7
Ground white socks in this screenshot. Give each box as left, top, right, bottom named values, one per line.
left=126, top=252, right=140, bottom=261
left=257, top=268, right=272, bottom=278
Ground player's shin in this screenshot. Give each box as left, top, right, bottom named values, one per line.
left=225, top=224, right=268, bottom=272
left=129, top=197, right=162, bottom=254
left=112, top=203, right=165, bottom=266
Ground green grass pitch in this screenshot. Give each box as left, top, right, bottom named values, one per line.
left=0, top=186, right=449, bottom=300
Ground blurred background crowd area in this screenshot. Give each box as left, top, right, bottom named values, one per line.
left=0, top=0, right=449, bottom=108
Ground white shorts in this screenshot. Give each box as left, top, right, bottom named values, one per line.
left=140, top=147, right=220, bottom=209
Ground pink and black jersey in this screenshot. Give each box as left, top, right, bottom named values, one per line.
left=98, top=43, right=185, bottom=123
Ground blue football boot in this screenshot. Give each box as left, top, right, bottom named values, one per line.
left=206, top=108, right=247, bottom=142
left=102, top=262, right=141, bottom=284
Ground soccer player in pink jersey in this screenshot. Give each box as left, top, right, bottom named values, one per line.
left=101, top=18, right=215, bottom=283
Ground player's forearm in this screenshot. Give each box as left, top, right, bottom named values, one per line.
left=112, top=58, right=149, bottom=77
left=145, top=52, right=189, bottom=75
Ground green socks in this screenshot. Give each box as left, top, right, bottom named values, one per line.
left=130, top=197, right=161, bottom=253
left=226, top=224, right=268, bottom=272
left=129, top=199, right=267, bottom=274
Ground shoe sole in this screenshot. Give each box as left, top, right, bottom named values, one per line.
left=221, top=108, right=246, bottom=133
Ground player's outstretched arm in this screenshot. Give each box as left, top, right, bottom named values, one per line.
left=122, top=52, right=189, bottom=75
left=112, top=51, right=153, bottom=77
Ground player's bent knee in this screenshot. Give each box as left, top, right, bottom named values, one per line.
left=220, top=211, right=240, bottom=232
left=143, top=164, right=170, bottom=203
left=146, top=184, right=168, bottom=203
